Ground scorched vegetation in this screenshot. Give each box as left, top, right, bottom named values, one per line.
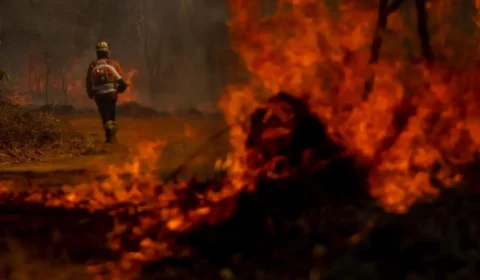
left=0, top=98, right=101, bottom=164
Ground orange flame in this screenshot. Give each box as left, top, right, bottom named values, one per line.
left=118, top=69, right=138, bottom=104
left=17, top=49, right=141, bottom=107
left=220, top=0, right=480, bottom=213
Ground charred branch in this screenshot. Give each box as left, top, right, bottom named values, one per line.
left=370, top=0, right=433, bottom=64
left=370, top=0, right=411, bottom=64
left=415, top=0, right=433, bottom=62
left=369, top=0, right=389, bottom=64
left=363, top=0, right=390, bottom=98
left=364, top=0, right=432, bottom=100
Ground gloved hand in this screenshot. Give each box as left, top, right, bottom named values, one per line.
left=116, top=79, right=128, bottom=93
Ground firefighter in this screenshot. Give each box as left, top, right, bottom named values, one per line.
left=86, top=41, right=128, bottom=143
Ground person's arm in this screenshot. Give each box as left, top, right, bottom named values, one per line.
left=85, top=62, right=94, bottom=98
left=112, top=60, right=124, bottom=78
left=111, top=60, right=128, bottom=93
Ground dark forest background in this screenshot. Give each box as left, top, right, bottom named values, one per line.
left=0, top=0, right=240, bottom=110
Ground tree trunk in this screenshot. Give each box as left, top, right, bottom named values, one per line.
left=28, top=54, right=32, bottom=94
left=44, top=53, right=50, bottom=105
left=149, top=82, right=156, bottom=105
left=147, top=49, right=163, bottom=105
left=44, top=71, right=49, bottom=105
left=36, top=74, right=42, bottom=94
left=62, top=69, right=68, bottom=105
left=369, top=0, right=389, bottom=64
left=148, top=75, right=161, bottom=105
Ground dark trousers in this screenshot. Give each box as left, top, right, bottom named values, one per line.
left=94, top=94, right=117, bottom=126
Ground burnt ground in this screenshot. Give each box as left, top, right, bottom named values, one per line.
left=139, top=186, right=480, bottom=280
left=1, top=100, right=480, bottom=279
left=2, top=166, right=480, bottom=280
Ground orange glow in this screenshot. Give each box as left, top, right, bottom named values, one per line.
left=0, top=137, right=242, bottom=277
left=219, top=0, right=480, bottom=213
left=183, top=123, right=196, bottom=138
left=1, top=1, right=480, bottom=278
left=6, top=91, right=33, bottom=106
left=17, top=49, right=141, bottom=107
left=118, top=69, right=138, bottom=104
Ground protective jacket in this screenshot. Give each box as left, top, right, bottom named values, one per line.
left=85, top=58, right=127, bottom=99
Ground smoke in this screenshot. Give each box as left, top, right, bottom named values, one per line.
left=0, top=0, right=233, bottom=110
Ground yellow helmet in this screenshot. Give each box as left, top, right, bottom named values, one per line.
left=95, top=41, right=110, bottom=52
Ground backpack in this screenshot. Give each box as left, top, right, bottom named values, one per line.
left=90, top=60, right=121, bottom=91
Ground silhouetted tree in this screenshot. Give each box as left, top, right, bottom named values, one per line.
left=43, top=52, right=50, bottom=104
left=364, top=0, right=433, bottom=99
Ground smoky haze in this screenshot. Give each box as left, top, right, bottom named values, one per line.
left=0, top=0, right=236, bottom=111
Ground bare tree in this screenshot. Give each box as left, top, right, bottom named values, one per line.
left=27, top=53, right=32, bottom=94
left=1, top=0, right=230, bottom=106
left=135, top=0, right=174, bottom=104
left=61, top=68, right=68, bottom=105
left=43, top=52, right=50, bottom=105
left=131, top=0, right=220, bottom=105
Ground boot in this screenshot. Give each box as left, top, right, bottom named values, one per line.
left=104, top=128, right=111, bottom=143
left=104, top=120, right=118, bottom=143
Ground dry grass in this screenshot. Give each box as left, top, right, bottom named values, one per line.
left=0, top=100, right=102, bottom=165
left=67, top=114, right=225, bottom=146
left=67, top=114, right=231, bottom=179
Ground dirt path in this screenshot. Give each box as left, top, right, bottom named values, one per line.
left=0, top=115, right=229, bottom=186
left=0, top=147, right=129, bottom=188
